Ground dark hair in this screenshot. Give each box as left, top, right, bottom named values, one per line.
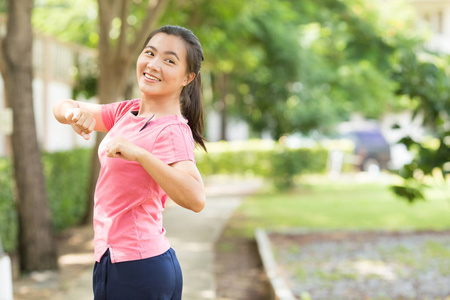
left=143, top=25, right=207, bottom=151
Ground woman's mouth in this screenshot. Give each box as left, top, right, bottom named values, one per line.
left=144, top=73, right=161, bottom=81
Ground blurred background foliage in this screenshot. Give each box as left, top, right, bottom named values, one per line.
left=31, top=0, right=424, bottom=136
left=29, top=0, right=450, bottom=201
left=5, top=0, right=445, bottom=223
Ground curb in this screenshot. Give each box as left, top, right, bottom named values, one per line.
left=254, top=228, right=296, bottom=300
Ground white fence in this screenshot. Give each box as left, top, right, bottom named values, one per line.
left=0, top=30, right=97, bottom=157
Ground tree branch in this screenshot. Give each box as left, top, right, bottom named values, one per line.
left=116, top=0, right=131, bottom=59
left=128, top=0, right=171, bottom=55
left=98, top=0, right=113, bottom=56
left=0, top=38, right=6, bottom=77
left=98, top=0, right=123, bottom=58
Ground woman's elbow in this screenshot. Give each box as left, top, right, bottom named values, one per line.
left=191, top=195, right=206, bottom=213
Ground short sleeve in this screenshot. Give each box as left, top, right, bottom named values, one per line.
left=151, top=123, right=196, bottom=165
left=101, top=100, right=138, bottom=131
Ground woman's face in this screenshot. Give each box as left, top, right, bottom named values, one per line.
left=136, top=33, right=194, bottom=100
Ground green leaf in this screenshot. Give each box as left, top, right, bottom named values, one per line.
left=391, top=185, right=425, bottom=203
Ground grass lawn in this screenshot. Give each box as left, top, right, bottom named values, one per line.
left=217, top=175, right=450, bottom=299
left=224, top=175, right=450, bottom=238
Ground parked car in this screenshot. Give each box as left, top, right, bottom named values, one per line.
left=341, top=129, right=391, bottom=172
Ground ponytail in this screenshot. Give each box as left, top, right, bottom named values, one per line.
left=181, top=73, right=207, bottom=151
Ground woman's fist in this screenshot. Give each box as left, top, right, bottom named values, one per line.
left=106, top=138, right=144, bottom=162
left=65, top=107, right=96, bottom=140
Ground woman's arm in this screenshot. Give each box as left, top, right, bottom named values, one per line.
left=53, top=99, right=107, bottom=140
left=106, top=137, right=205, bottom=213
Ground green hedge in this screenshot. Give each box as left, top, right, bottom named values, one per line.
left=0, top=148, right=91, bottom=253
left=0, top=140, right=342, bottom=253
left=0, top=159, right=17, bottom=253
left=196, top=140, right=330, bottom=189
left=42, top=148, right=92, bottom=231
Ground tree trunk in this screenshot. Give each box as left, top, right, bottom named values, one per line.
left=82, top=56, right=129, bottom=224
left=82, top=72, right=125, bottom=224
left=219, top=73, right=229, bottom=141
left=82, top=0, right=132, bottom=225
left=83, top=0, right=170, bottom=224
left=0, top=0, right=57, bottom=271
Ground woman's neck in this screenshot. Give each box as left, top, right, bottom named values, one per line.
left=138, top=95, right=181, bottom=118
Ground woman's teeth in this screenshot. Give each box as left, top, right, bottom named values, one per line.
left=144, top=74, right=161, bottom=81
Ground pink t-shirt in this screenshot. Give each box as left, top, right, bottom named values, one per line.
left=94, top=99, right=195, bottom=263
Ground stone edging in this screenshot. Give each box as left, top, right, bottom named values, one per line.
left=254, top=228, right=296, bottom=300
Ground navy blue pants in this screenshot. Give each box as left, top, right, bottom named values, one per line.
left=93, top=248, right=183, bottom=300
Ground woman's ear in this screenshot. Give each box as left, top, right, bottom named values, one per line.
left=183, top=72, right=196, bottom=87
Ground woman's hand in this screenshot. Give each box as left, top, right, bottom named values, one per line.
left=106, top=138, right=143, bottom=161
left=53, top=99, right=107, bottom=135
left=65, top=106, right=96, bottom=140
left=107, top=137, right=205, bottom=212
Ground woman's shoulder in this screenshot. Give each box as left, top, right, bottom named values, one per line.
left=115, top=98, right=140, bottom=110
left=102, top=99, right=141, bottom=130
left=159, top=115, right=190, bottom=129
left=103, top=98, right=140, bottom=112
left=155, top=116, right=193, bottom=138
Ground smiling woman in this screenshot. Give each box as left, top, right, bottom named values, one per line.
left=53, top=25, right=206, bottom=300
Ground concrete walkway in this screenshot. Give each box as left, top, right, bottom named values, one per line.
left=54, top=177, right=263, bottom=300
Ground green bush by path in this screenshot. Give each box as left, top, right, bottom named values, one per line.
left=195, top=140, right=335, bottom=189
left=0, top=159, right=17, bottom=253
left=0, top=148, right=92, bottom=253
left=42, top=148, right=92, bottom=231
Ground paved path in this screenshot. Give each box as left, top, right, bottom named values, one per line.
left=51, top=177, right=262, bottom=300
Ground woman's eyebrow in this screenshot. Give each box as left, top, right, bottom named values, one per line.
left=145, top=45, right=180, bottom=61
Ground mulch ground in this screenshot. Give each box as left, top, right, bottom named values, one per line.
left=270, top=230, right=450, bottom=300
left=215, top=235, right=272, bottom=300
left=215, top=227, right=450, bottom=300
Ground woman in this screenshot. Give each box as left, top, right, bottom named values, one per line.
left=53, top=25, right=206, bottom=300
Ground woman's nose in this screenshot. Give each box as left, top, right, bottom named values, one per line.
left=147, top=57, right=161, bottom=70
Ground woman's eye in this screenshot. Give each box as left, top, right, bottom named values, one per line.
left=166, top=59, right=175, bottom=64
left=146, top=51, right=154, bottom=56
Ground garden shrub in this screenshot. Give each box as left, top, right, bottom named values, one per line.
left=42, top=148, right=92, bottom=231
left=0, top=158, right=17, bottom=253
left=196, top=139, right=330, bottom=190
left=0, top=148, right=92, bottom=253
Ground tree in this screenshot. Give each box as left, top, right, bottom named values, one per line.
left=162, top=0, right=302, bottom=139
left=167, top=0, right=405, bottom=139
left=390, top=51, right=450, bottom=202
left=0, top=0, right=57, bottom=271
left=234, top=0, right=403, bottom=138
left=83, top=0, right=172, bottom=224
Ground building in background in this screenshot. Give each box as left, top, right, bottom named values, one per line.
left=375, top=0, right=450, bottom=54
left=410, top=0, right=450, bottom=54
